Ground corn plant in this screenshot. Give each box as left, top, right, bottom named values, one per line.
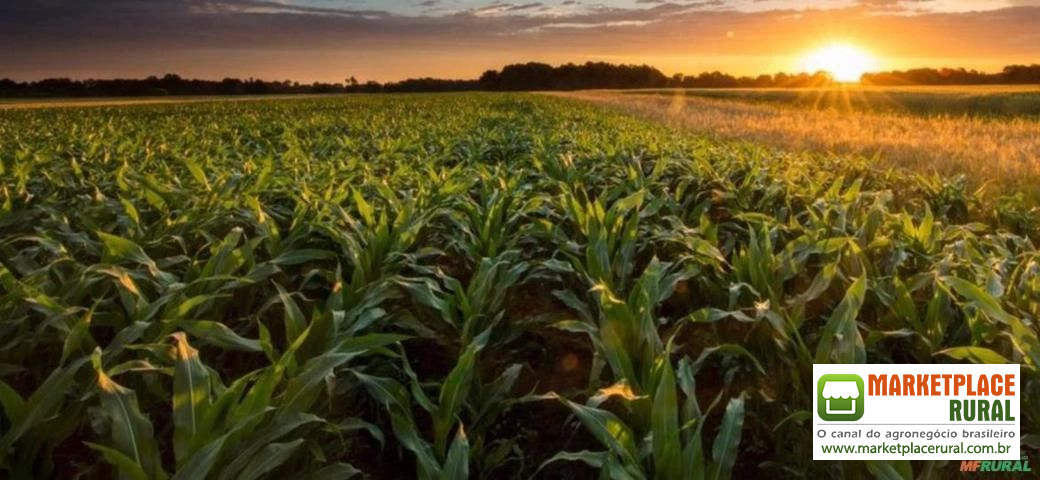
left=1, top=93, right=1038, bottom=479
left=447, top=168, right=543, bottom=261
left=540, top=348, right=747, bottom=480
left=356, top=332, right=521, bottom=479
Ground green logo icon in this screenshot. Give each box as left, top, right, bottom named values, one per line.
left=817, top=374, right=864, bottom=421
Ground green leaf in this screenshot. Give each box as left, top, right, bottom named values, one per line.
left=179, top=320, right=262, bottom=352
left=333, top=333, right=410, bottom=356
left=937, top=347, right=1010, bottom=364
left=171, top=333, right=211, bottom=465
left=119, top=197, right=141, bottom=227
left=297, top=463, right=363, bottom=480
left=169, top=294, right=225, bottom=319
left=613, top=189, right=646, bottom=216
left=183, top=157, right=211, bottom=191
left=689, top=344, right=765, bottom=376
left=0, top=379, right=26, bottom=427
left=941, top=276, right=1017, bottom=325
left=94, top=353, right=165, bottom=480
left=538, top=450, right=608, bottom=472
left=85, top=442, right=150, bottom=480
left=435, top=331, right=488, bottom=455
left=219, top=413, right=322, bottom=480
left=354, top=371, right=441, bottom=480
left=814, top=276, right=867, bottom=364
left=353, top=188, right=376, bottom=225
left=235, top=439, right=304, bottom=480
left=193, top=374, right=250, bottom=452
left=275, top=283, right=307, bottom=348
left=441, top=425, right=470, bottom=480
left=281, top=334, right=406, bottom=413
left=171, top=435, right=227, bottom=480
left=0, top=357, right=89, bottom=456
left=709, top=395, right=745, bottom=480
left=864, top=460, right=912, bottom=480
left=651, top=356, right=681, bottom=480
left=271, top=249, right=335, bottom=266
left=1022, top=434, right=1040, bottom=449
left=61, top=307, right=96, bottom=365
left=556, top=396, right=640, bottom=467
left=97, top=231, right=160, bottom=274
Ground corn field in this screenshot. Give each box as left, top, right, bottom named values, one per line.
left=557, top=91, right=1040, bottom=202
left=0, top=94, right=1037, bottom=479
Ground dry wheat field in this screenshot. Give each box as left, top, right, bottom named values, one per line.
left=559, top=89, right=1040, bottom=202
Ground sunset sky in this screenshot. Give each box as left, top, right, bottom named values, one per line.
left=2, top=1, right=1038, bottom=82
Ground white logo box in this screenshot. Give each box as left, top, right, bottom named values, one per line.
left=813, top=364, right=1021, bottom=460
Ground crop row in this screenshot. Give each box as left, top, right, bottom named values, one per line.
left=0, top=94, right=1037, bottom=478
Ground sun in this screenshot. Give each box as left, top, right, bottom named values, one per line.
left=800, top=44, right=878, bottom=83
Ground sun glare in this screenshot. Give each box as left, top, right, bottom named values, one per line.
left=801, top=44, right=878, bottom=83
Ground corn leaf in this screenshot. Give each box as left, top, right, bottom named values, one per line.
left=171, top=332, right=211, bottom=465
left=709, top=395, right=745, bottom=480
left=814, top=276, right=867, bottom=364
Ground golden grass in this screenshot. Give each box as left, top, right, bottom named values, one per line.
left=631, top=84, right=1040, bottom=94
left=557, top=91, right=1040, bottom=198
left=625, top=85, right=1040, bottom=118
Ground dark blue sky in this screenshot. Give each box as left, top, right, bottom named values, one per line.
left=2, top=1, right=1037, bottom=81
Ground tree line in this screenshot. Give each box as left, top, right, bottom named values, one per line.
left=0, top=75, right=353, bottom=98
left=861, top=65, right=1040, bottom=85
left=1, top=62, right=1038, bottom=97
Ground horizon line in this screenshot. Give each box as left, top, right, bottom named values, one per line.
left=4, top=61, right=1038, bottom=86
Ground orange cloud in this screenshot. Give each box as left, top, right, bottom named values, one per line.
left=0, top=1, right=1036, bottom=81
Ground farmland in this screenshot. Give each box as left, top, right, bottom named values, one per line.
left=562, top=90, right=1040, bottom=201
left=628, top=85, right=1040, bottom=118
left=1, top=93, right=1038, bottom=479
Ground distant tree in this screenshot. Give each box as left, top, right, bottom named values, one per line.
left=1001, top=65, right=1040, bottom=84
left=478, top=70, right=500, bottom=90
left=752, top=74, right=774, bottom=87
left=1, top=62, right=1036, bottom=98
left=862, top=64, right=1040, bottom=85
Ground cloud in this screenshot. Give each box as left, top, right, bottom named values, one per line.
left=0, top=1, right=1037, bottom=82
left=854, top=0, right=935, bottom=12
left=524, top=19, right=660, bottom=31
left=469, top=2, right=546, bottom=16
